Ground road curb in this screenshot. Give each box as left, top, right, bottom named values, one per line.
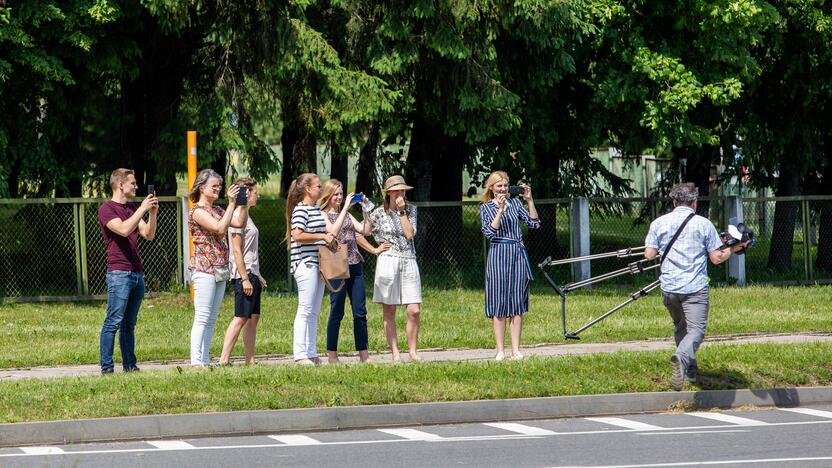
left=2, top=386, right=831, bottom=447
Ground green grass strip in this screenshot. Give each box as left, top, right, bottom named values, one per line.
left=2, top=342, right=831, bottom=423
left=1, top=285, right=831, bottom=369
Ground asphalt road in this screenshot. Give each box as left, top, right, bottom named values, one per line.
left=4, top=404, right=832, bottom=468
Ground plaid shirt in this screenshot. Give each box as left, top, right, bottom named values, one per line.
left=645, top=206, right=722, bottom=294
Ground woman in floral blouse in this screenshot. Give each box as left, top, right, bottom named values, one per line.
left=188, top=169, right=246, bottom=367
left=369, top=175, right=421, bottom=362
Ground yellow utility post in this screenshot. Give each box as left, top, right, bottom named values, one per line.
left=187, top=131, right=197, bottom=299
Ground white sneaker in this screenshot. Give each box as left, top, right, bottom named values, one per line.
left=295, top=358, right=315, bottom=366
left=511, top=353, right=524, bottom=361
left=495, top=352, right=506, bottom=361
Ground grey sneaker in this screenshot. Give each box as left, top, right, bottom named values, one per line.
left=670, top=355, right=684, bottom=391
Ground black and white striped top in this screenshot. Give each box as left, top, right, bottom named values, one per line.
left=290, top=202, right=326, bottom=272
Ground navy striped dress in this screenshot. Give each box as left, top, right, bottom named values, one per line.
left=480, top=198, right=541, bottom=318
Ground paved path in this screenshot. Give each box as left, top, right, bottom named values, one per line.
left=2, top=332, right=830, bottom=381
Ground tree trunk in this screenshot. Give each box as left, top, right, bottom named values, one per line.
left=767, top=158, right=802, bottom=270
left=120, top=10, right=191, bottom=196
left=816, top=144, right=832, bottom=271
left=526, top=140, right=567, bottom=261
left=329, top=139, right=349, bottom=185
left=355, top=121, right=380, bottom=196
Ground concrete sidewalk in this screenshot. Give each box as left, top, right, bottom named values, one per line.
left=2, top=332, right=830, bottom=381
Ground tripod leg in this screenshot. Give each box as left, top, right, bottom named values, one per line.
left=566, top=280, right=661, bottom=338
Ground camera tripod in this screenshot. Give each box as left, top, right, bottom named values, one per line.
left=538, top=247, right=660, bottom=340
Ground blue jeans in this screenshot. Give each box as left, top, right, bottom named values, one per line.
left=326, top=263, right=368, bottom=352
left=100, top=271, right=145, bottom=371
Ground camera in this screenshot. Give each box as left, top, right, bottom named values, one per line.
left=235, top=185, right=248, bottom=206
left=508, top=185, right=524, bottom=196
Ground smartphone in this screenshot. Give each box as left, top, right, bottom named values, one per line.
left=235, top=185, right=248, bottom=205
left=351, top=194, right=364, bottom=204
left=147, top=184, right=155, bottom=196
left=508, top=185, right=524, bottom=196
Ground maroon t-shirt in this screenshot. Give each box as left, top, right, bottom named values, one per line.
left=98, top=201, right=144, bottom=272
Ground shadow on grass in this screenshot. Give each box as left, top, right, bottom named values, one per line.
left=693, top=367, right=751, bottom=391
left=690, top=367, right=803, bottom=410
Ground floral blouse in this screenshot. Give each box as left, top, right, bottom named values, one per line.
left=369, top=205, right=418, bottom=256
left=327, top=211, right=363, bottom=265
left=188, top=205, right=229, bottom=274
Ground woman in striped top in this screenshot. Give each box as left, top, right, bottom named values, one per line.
left=480, top=170, right=540, bottom=361
left=285, top=173, right=335, bottom=365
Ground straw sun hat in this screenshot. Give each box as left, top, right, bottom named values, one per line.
left=383, top=175, right=413, bottom=192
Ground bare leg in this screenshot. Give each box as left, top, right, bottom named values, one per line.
left=327, top=350, right=340, bottom=364
left=406, top=304, right=420, bottom=360
left=358, top=349, right=370, bottom=362
left=242, top=315, right=259, bottom=364
left=382, top=304, right=400, bottom=361
left=492, top=317, right=506, bottom=356
left=509, top=314, right=523, bottom=358
left=219, top=317, right=248, bottom=364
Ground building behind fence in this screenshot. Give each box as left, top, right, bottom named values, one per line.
left=1, top=195, right=831, bottom=301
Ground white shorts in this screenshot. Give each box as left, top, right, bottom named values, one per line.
left=373, top=253, right=422, bottom=305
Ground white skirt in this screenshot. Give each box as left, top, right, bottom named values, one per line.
left=372, top=252, right=422, bottom=305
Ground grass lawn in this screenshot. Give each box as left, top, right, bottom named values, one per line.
left=1, top=285, right=830, bottom=369
left=1, top=342, right=831, bottom=423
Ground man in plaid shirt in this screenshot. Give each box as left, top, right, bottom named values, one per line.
left=644, top=183, right=750, bottom=391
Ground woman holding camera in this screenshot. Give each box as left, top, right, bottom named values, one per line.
left=318, top=180, right=392, bottom=364
left=480, top=171, right=540, bottom=360
left=218, top=178, right=265, bottom=366
left=369, top=175, right=421, bottom=362
left=286, top=173, right=334, bottom=365
left=188, top=169, right=247, bottom=367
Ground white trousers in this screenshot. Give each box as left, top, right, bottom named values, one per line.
left=191, top=272, right=226, bottom=365
left=293, top=258, right=325, bottom=360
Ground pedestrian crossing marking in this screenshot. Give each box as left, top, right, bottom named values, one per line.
left=147, top=440, right=194, bottom=450
left=377, top=428, right=443, bottom=440
left=268, top=435, right=323, bottom=445
left=585, top=417, right=664, bottom=431
left=483, top=422, right=557, bottom=435
left=779, top=407, right=832, bottom=419
left=19, top=447, right=64, bottom=454
left=686, top=412, right=768, bottom=426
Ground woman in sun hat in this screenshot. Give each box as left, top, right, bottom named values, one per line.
left=367, top=175, right=422, bottom=362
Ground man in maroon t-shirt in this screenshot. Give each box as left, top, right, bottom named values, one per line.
left=98, top=168, right=158, bottom=374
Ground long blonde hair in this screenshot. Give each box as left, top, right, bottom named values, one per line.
left=481, top=170, right=509, bottom=202
left=317, top=179, right=343, bottom=212
left=284, top=173, right=318, bottom=247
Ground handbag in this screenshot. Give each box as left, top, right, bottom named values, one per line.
left=318, top=240, right=350, bottom=292
left=213, top=264, right=230, bottom=282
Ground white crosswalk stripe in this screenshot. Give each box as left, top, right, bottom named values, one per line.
left=377, top=428, right=443, bottom=440
left=268, top=435, right=323, bottom=445
left=779, top=407, right=832, bottom=419
left=147, top=440, right=194, bottom=450
left=19, top=447, right=64, bottom=455
left=483, top=422, right=557, bottom=435
left=584, top=417, right=664, bottom=431
left=686, top=412, right=768, bottom=426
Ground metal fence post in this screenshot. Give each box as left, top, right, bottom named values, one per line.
left=78, top=203, right=89, bottom=296
left=176, top=197, right=184, bottom=285
left=181, top=197, right=190, bottom=285
left=802, top=198, right=813, bottom=283
left=570, top=197, right=590, bottom=283
left=726, top=195, right=746, bottom=286
left=73, top=203, right=83, bottom=296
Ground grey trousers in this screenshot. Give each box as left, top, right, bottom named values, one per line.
left=662, top=286, right=709, bottom=377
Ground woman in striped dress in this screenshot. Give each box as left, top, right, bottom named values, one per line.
left=480, top=171, right=540, bottom=361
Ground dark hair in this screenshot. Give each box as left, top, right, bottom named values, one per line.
left=189, top=169, right=222, bottom=203
left=284, top=173, right=318, bottom=247
left=233, top=177, right=257, bottom=190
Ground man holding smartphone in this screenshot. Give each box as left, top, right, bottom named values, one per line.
left=97, top=169, right=158, bottom=374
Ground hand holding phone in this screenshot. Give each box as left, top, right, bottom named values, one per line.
left=235, top=185, right=248, bottom=206
left=508, top=185, right=524, bottom=196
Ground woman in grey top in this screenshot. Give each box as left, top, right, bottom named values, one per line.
left=369, top=175, right=421, bottom=362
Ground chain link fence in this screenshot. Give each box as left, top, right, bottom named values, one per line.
left=1, top=195, right=831, bottom=300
